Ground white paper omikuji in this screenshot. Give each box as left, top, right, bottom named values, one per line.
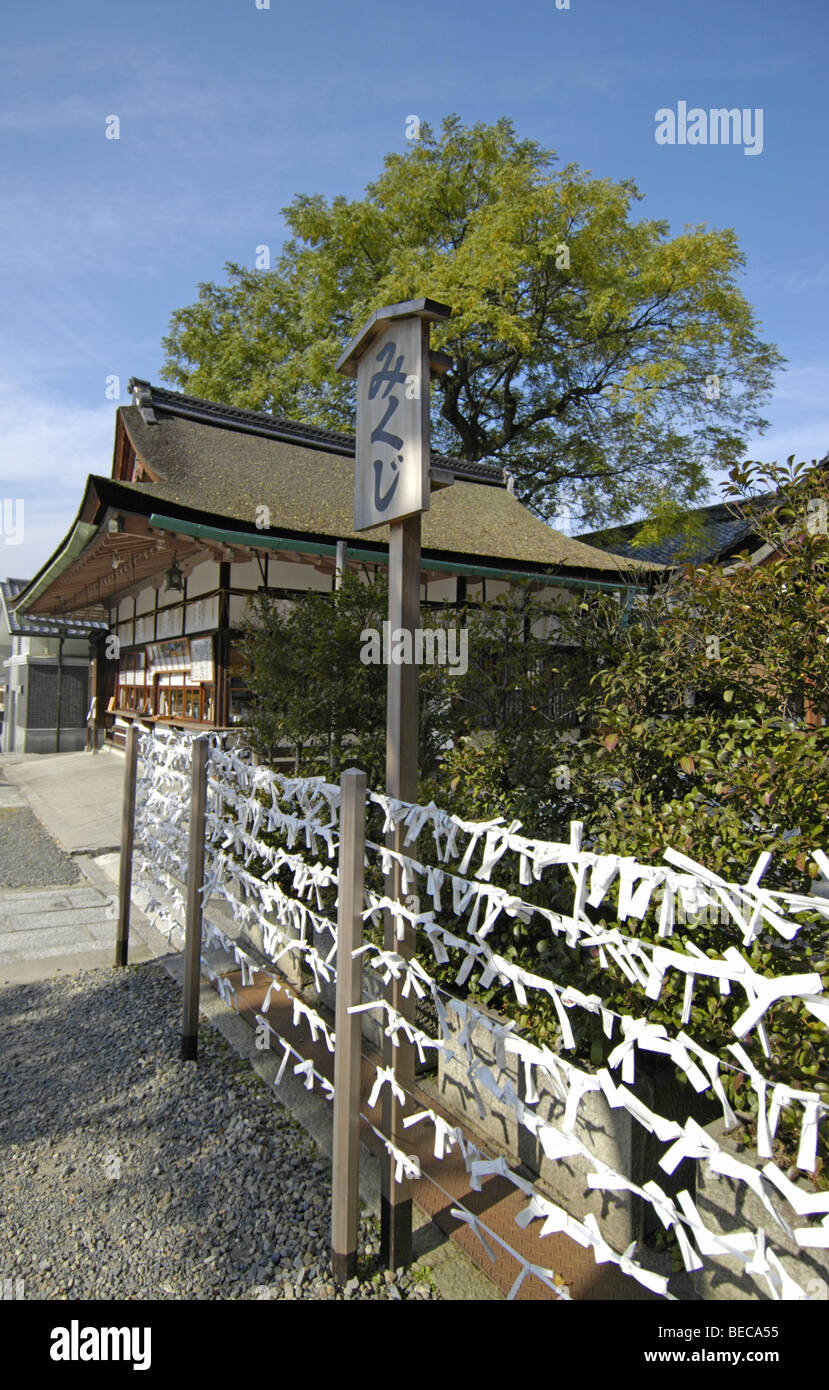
left=403, top=1108, right=466, bottom=1161
left=420, top=893, right=821, bottom=1165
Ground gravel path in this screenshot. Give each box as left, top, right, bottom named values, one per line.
left=0, top=807, right=79, bottom=889
left=0, top=962, right=439, bottom=1301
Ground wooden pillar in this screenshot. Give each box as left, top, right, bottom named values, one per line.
left=114, top=723, right=139, bottom=967
left=88, top=637, right=99, bottom=753
left=216, top=562, right=230, bottom=726
left=331, top=767, right=366, bottom=1282
left=54, top=634, right=64, bottom=753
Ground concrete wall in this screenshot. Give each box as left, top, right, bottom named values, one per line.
left=693, top=1118, right=829, bottom=1300
left=431, top=1001, right=720, bottom=1251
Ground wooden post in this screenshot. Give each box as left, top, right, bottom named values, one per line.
left=114, top=722, right=139, bottom=967
left=381, top=514, right=420, bottom=1269
left=331, top=767, right=366, bottom=1283
left=216, top=561, right=230, bottom=727
left=181, top=735, right=209, bottom=1060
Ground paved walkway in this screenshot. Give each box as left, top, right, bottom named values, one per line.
left=0, top=855, right=158, bottom=986
left=0, top=750, right=160, bottom=984
left=2, top=748, right=126, bottom=854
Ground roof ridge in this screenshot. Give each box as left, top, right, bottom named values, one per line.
left=127, top=379, right=505, bottom=487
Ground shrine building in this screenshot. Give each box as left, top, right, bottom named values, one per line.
left=9, top=379, right=650, bottom=749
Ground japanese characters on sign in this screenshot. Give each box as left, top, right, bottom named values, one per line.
left=354, top=317, right=429, bottom=532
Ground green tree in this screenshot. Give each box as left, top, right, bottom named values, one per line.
left=429, top=584, right=586, bottom=830
left=242, top=574, right=389, bottom=783
left=161, top=115, right=783, bottom=528
left=442, top=458, right=829, bottom=887
left=558, top=457, right=829, bottom=888
left=242, top=571, right=450, bottom=786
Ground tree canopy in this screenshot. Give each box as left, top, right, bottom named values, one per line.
left=162, top=114, right=783, bottom=528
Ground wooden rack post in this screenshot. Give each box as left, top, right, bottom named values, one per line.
left=331, top=768, right=366, bottom=1282
left=181, top=735, right=209, bottom=1060
left=114, top=722, right=139, bottom=968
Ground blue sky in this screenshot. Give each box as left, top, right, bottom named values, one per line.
left=1, top=0, right=828, bottom=576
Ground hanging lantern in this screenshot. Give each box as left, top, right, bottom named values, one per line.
left=164, top=555, right=184, bottom=592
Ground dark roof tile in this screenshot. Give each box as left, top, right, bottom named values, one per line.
left=1, top=578, right=107, bottom=637
left=579, top=497, right=774, bottom=566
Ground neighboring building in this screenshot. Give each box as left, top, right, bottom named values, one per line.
left=10, top=380, right=652, bottom=749
left=579, top=460, right=829, bottom=568
left=578, top=497, right=771, bottom=568
left=0, top=578, right=107, bottom=753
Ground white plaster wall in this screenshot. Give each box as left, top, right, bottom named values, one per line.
left=186, top=560, right=218, bottom=598
left=230, top=558, right=262, bottom=589
left=157, top=581, right=179, bottom=609
left=229, top=593, right=254, bottom=627
left=185, top=594, right=219, bottom=634
left=135, top=585, right=156, bottom=616
left=422, top=577, right=457, bottom=602
left=266, top=558, right=332, bottom=591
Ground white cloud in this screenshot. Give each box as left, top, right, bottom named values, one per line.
left=743, top=421, right=829, bottom=466
left=767, top=363, right=829, bottom=407
left=781, top=264, right=829, bottom=295
left=741, top=362, right=829, bottom=464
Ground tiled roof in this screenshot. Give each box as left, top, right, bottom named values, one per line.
left=578, top=497, right=773, bottom=567
left=1, top=578, right=108, bottom=638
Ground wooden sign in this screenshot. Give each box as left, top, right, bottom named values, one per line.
left=337, top=298, right=451, bottom=533
left=353, top=317, right=429, bottom=532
